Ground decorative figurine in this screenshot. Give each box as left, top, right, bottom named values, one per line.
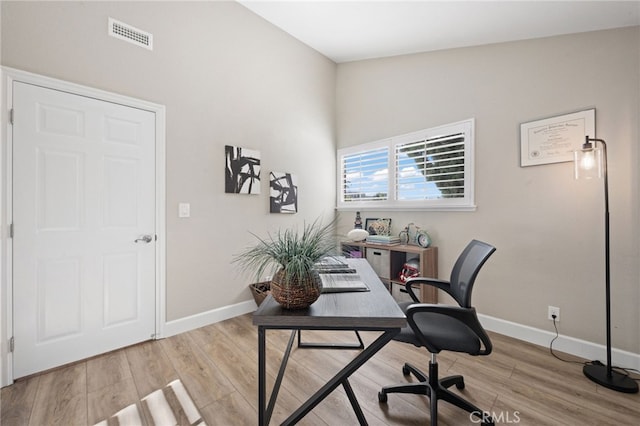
left=399, top=223, right=432, bottom=247
left=354, top=211, right=362, bottom=229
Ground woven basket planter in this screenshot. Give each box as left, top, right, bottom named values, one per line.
left=270, top=269, right=321, bottom=309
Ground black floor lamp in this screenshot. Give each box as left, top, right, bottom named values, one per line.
left=574, top=136, right=638, bottom=393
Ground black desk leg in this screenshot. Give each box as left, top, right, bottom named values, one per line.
left=259, top=329, right=297, bottom=426
left=258, top=326, right=266, bottom=426
left=297, top=330, right=364, bottom=350
left=342, top=379, right=367, bottom=425
left=266, top=330, right=297, bottom=422
left=282, top=329, right=399, bottom=425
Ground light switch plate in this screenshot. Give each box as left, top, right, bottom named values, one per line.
left=178, top=203, right=190, bottom=218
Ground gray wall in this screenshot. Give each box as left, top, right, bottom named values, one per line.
left=336, top=27, right=639, bottom=353
left=2, top=1, right=638, bottom=356
left=1, top=1, right=337, bottom=321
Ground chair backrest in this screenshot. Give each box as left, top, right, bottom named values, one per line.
left=449, top=240, right=496, bottom=308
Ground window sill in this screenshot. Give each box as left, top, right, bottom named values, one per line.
left=336, top=204, right=477, bottom=212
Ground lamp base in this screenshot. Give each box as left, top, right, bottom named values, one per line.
left=583, top=363, right=638, bottom=393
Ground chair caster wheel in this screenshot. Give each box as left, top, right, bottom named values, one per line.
left=482, top=419, right=495, bottom=426
left=378, top=391, right=387, bottom=403
left=456, top=380, right=465, bottom=390
left=402, top=365, right=410, bottom=376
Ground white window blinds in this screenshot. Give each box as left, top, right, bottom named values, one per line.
left=340, top=146, right=389, bottom=202
left=395, top=132, right=466, bottom=200
left=337, top=119, right=475, bottom=211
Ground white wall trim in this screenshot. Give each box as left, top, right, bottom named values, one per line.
left=0, top=66, right=167, bottom=386
left=479, top=313, right=640, bottom=372
left=163, top=300, right=257, bottom=338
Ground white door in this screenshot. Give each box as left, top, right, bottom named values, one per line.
left=12, top=81, right=156, bottom=378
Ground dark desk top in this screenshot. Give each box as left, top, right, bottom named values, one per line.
left=253, top=258, right=406, bottom=329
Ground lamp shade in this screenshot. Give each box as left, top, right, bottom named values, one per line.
left=574, top=144, right=603, bottom=180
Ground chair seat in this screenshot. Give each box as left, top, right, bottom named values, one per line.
left=396, top=302, right=481, bottom=354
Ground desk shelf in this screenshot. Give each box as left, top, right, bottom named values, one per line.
left=341, top=242, right=438, bottom=303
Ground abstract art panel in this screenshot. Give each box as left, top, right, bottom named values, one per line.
left=225, top=145, right=261, bottom=194
left=270, top=172, right=298, bottom=213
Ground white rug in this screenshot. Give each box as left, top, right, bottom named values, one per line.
left=95, top=379, right=206, bottom=426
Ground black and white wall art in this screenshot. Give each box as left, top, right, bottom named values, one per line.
left=225, top=145, right=261, bottom=194
left=270, top=171, right=298, bottom=213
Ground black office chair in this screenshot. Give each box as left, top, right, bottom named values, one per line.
left=378, top=239, right=497, bottom=426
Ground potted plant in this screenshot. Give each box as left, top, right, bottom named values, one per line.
left=234, top=217, right=338, bottom=309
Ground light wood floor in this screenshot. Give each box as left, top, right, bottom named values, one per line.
left=2, top=313, right=639, bottom=425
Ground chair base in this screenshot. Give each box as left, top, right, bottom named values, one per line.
left=378, top=361, right=494, bottom=426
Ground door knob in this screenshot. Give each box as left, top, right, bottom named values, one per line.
left=134, top=235, right=153, bottom=243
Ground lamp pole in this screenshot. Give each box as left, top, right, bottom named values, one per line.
left=580, top=137, right=638, bottom=393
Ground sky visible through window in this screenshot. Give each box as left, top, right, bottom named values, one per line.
left=344, top=149, right=441, bottom=200
left=396, top=149, right=442, bottom=200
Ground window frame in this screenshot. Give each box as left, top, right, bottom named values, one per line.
left=337, top=119, right=476, bottom=211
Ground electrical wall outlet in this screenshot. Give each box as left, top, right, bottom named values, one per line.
left=548, top=305, right=560, bottom=321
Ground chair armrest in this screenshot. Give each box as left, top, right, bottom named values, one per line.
left=405, top=277, right=456, bottom=301
left=405, top=304, right=492, bottom=356
left=402, top=280, right=421, bottom=303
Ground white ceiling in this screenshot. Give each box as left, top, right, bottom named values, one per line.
left=238, top=1, right=640, bottom=62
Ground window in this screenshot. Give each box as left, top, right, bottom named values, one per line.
left=337, top=119, right=475, bottom=211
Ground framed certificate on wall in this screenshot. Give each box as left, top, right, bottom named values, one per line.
left=520, top=109, right=595, bottom=167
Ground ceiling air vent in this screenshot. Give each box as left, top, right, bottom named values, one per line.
left=108, top=18, right=153, bottom=50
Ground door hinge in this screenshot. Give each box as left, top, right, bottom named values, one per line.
left=155, top=234, right=158, bottom=241
left=9, top=337, right=14, bottom=352
left=9, top=223, right=13, bottom=238
left=9, top=108, right=14, bottom=125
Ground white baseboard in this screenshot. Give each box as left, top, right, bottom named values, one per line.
left=479, top=313, right=640, bottom=372
left=160, top=303, right=640, bottom=373
left=162, top=300, right=257, bottom=338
